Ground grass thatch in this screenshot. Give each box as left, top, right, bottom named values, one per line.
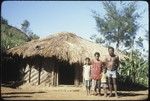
left=7, top=32, right=125, bottom=64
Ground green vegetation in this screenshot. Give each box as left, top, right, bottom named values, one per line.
left=119, top=50, right=148, bottom=87
left=1, top=17, right=39, bottom=51
left=92, top=1, right=141, bottom=49
left=1, top=23, right=29, bottom=50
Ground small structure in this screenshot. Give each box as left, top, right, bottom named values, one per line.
left=6, top=32, right=125, bottom=86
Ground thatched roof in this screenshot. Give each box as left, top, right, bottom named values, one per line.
left=7, top=32, right=125, bottom=64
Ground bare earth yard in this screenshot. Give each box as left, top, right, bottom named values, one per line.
left=1, top=84, right=148, bottom=100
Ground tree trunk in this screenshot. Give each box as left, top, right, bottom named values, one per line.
left=116, top=40, right=120, bottom=50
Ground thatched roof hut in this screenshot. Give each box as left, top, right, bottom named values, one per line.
left=7, top=32, right=125, bottom=63
left=6, top=32, right=125, bottom=87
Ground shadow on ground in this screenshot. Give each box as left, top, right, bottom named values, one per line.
left=117, top=92, right=146, bottom=97
left=2, top=91, right=46, bottom=99
left=2, top=95, right=32, bottom=98
left=1, top=81, right=26, bottom=89
left=117, top=82, right=148, bottom=91
left=2, top=91, right=46, bottom=95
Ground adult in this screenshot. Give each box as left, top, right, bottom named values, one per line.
left=105, top=47, right=119, bottom=97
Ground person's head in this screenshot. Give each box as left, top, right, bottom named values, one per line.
left=94, top=52, right=100, bottom=60
left=108, top=46, right=114, bottom=56
left=85, top=57, right=90, bottom=65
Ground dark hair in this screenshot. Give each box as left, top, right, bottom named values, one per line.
left=94, top=52, right=100, bottom=56
left=85, top=57, right=90, bottom=61
left=108, top=46, right=114, bottom=51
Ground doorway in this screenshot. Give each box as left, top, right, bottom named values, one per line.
left=58, top=62, right=75, bottom=85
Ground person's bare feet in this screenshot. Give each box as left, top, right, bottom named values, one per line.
left=91, top=92, right=96, bottom=96
left=115, top=93, right=119, bottom=98
left=98, top=93, right=102, bottom=96
left=104, top=94, right=107, bottom=97
left=108, top=93, right=112, bottom=97
left=94, top=92, right=97, bottom=96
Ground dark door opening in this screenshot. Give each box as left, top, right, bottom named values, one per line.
left=58, top=63, right=75, bottom=85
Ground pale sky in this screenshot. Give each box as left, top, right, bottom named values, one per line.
left=1, top=1, right=149, bottom=52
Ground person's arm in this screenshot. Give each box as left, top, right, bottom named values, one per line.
left=100, top=60, right=103, bottom=71
left=104, top=56, right=108, bottom=67
left=102, top=61, right=106, bottom=68
left=90, top=65, right=92, bottom=80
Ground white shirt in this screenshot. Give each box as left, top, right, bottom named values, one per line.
left=83, top=65, right=91, bottom=80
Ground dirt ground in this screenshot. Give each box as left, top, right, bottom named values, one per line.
left=1, top=84, right=148, bottom=100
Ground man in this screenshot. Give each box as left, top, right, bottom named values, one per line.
left=104, top=47, right=119, bottom=97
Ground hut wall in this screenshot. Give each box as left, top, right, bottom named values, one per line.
left=24, top=64, right=30, bottom=83
left=39, top=67, right=53, bottom=86
left=23, top=59, right=57, bottom=86
left=30, top=66, right=39, bottom=85
left=22, top=58, right=83, bottom=87
left=24, top=64, right=39, bottom=85
left=41, top=59, right=57, bottom=86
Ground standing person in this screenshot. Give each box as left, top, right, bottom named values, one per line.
left=83, top=57, right=91, bottom=95
left=101, top=67, right=108, bottom=97
left=91, top=52, right=103, bottom=96
left=105, top=47, right=119, bottom=97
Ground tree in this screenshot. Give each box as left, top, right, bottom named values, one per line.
left=92, top=1, right=141, bottom=50
left=145, top=30, right=148, bottom=41
left=135, top=37, right=144, bottom=49
left=21, top=20, right=39, bottom=40
left=90, top=34, right=105, bottom=44
left=1, top=16, right=8, bottom=24
left=28, top=31, right=39, bottom=40
left=21, top=20, right=30, bottom=33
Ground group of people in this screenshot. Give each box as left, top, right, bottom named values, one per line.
left=83, top=46, right=119, bottom=97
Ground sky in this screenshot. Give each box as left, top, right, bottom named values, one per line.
left=1, top=1, right=149, bottom=52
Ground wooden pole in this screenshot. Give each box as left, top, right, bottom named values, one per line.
left=74, top=65, right=79, bottom=86
left=38, top=66, right=41, bottom=85
left=29, top=66, right=31, bottom=83
left=54, top=70, right=56, bottom=86
left=52, top=67, right=54, bottom=86
left=56, top=66, right=58, bottom=86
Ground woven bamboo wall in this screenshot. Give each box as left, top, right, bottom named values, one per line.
left=23, top=63, right=54, bottom=86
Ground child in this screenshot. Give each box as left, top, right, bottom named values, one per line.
left=101, top=67, right=108, bottom=97
left=91, top=52, right=103, bottom=96
left=83, top=57, right=91, bottom=95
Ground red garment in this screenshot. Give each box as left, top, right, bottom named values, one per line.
left=91, top=59, right=103, bottom=80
